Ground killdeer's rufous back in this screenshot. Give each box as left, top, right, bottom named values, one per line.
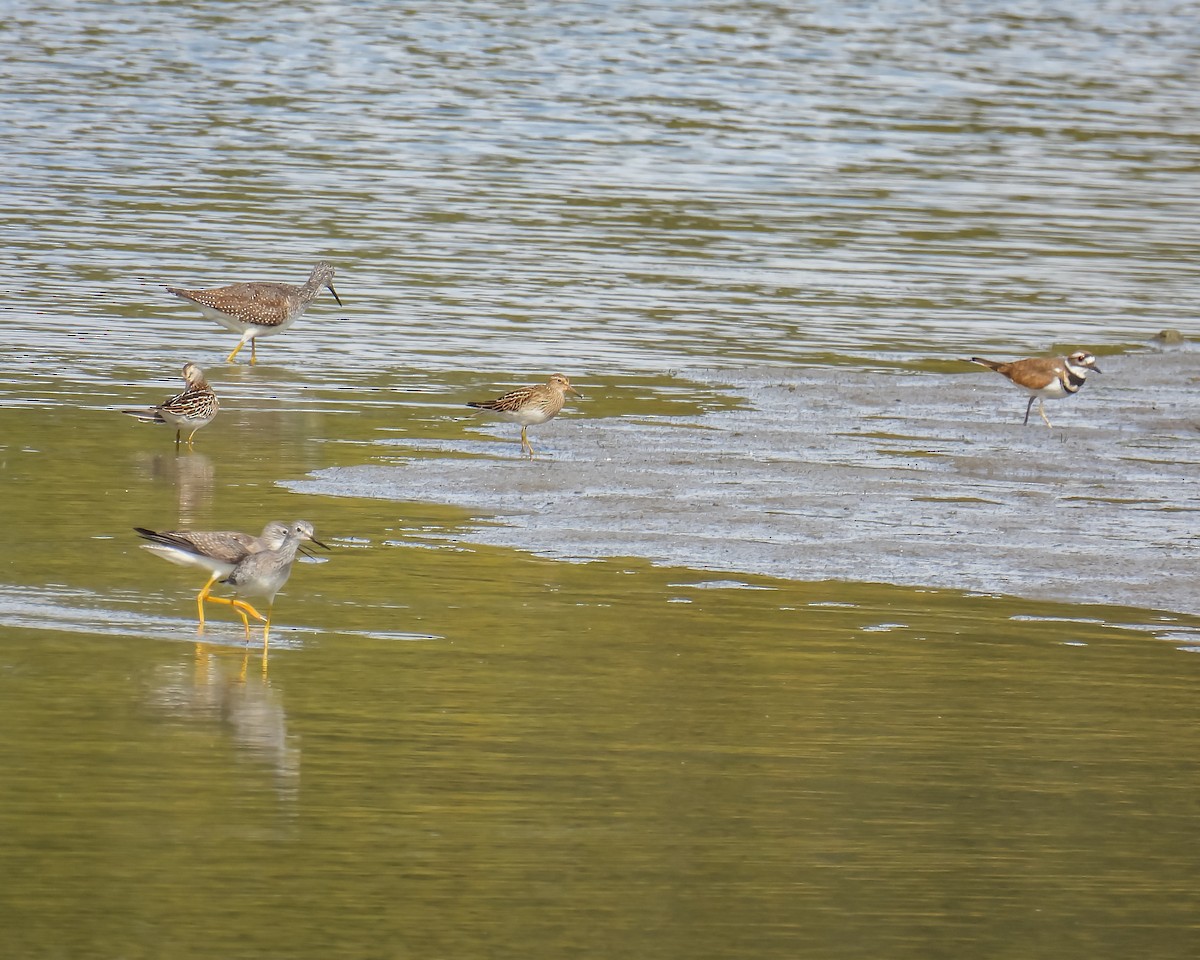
left=967, top=351, right=1101, bottom=427
left=166, top=261, right=341, bottom=365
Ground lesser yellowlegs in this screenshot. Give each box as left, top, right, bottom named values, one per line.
left=166, top=261, right=342, bottom=365
left=121, top=362, right=219, bottom=445
left=966, top=351, right=1101, bottom=427
left=467, top=373, right=581, bottom=458
left=135, top=521, right=304, bottom=629
left=220, top=520, right=327, bottom=644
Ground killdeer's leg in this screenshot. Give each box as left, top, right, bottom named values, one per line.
left=1023, top=395, right=1036, bottom=426
left=1038, top=399, right=1052, bottom=428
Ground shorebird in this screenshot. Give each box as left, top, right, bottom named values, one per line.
left=467, top=373, right=581, bottom=458
left=966, top=351, right=1101, bottom=427
left=121, top=362, right=219, bottom=445
left=166, top=261, right=342, bottom=365
left=135, top=521, right=305, bottom=629
left=220, top=520, right=327, bottom=644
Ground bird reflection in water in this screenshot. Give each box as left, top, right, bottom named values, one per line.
left=149, top=643, right=300, bottom=802
left=130, top=450, right=215, bottom=527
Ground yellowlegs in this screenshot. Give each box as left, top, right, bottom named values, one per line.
left=166, top=261, right=342, bottom=365
left=967, top=351, right=1101, bottom=427
left=220, top=520, right=327, bottom=644
left=135, top=521, right=303, bottom=629
left=467, top=373, right=581, bottom=458
left=121, top=362, right=218, bottom=445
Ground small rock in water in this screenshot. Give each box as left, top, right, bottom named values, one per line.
left=1150, top=329, right=1186, bottom=349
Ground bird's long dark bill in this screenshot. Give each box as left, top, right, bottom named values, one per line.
left=1091, top=364, right=1102, bottom=374
left=327, top=283, right=343, bottom=306
left=309, top=536, right=331, bottom=550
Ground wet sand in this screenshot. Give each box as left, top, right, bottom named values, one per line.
left=293, top=349, right=1200, bottom=616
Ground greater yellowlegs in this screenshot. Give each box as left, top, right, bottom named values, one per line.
left=220, top=520, right=327, bottom=644
left=166, top=261, right=342, bottom=365
left=121, top=362, right=219, bottom=445
left=135, top=521, right=300, bottom=629
left=966, top=351, right=1101, bottom=427
left=467, top=373, right=581, bottom=458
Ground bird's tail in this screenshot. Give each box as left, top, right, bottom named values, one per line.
left=965, top=357, right=1003, bottom=371
left=120, top=408, right=165, bottom=423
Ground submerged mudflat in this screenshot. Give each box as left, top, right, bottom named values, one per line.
left=294, top=349, right=1199, bottom=616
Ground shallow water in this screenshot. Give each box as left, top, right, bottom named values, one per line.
left=2, top=2, right=1200, bottom=958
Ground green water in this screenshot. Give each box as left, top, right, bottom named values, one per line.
left=3, top=398, right=1199, bottom=959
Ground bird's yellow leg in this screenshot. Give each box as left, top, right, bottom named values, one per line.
left=521, top=426, right=536, bottom=459
left=226, top=335, right=250, bottom=363
left=262, top=603, right=275, bottom=649
left=231, top=598, right=266, bottom=623
left=194, top=572, right=222, bottom=629
left=204, top=595, right=266, bottom=621
left=250, top=339, right=257, bottom=366
left=205, top=594, right=267, bottom=625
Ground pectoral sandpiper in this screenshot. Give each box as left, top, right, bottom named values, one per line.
left=166, top=261, right=342, bottom=365
left=467, top=373, right=581, bottom=458
left=121, top=362, right=218, bottom=445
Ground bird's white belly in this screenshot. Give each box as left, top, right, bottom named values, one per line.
left=1028, top=379, right=1070, bottom=399
left=196, top=304, right=295, bottom=337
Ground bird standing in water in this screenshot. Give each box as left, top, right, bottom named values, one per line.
left=166, top=261, right=342, bottom=365
left=220, top=520, right=327, bottom=645
left=120, top=361, right=219, bottom=445
left=467, top=373, right=581, bottom=458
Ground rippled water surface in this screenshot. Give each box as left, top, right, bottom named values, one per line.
left=2, top=2, right=1199, bottom=958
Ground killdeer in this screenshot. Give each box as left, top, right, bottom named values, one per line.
left=467, top=373, right=582, bottom=458
left=967, top=351, right=1101, bottom=427
left=166, top=262, right=341, bottom=365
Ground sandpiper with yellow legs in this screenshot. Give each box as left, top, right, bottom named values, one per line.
left=120, top=362, right=219, bottom=446
left=135, top=521, right=314, bottom=631
left=218, top=520, right=327, bottom=647
left=467, top=373, right=581, bottom=458
left=166, top=261, right=342, bottom=365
